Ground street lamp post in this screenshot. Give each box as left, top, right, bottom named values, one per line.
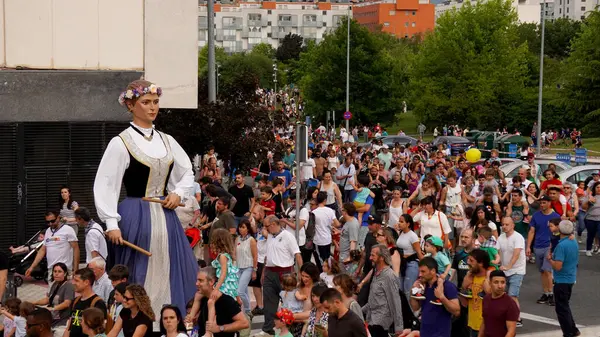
left=216, top=63, right=221, bottom=97
left=536, top=0, right=546, bottom=154
left=345, top=9, right=351, bottom=133
left=273, top=62, right=278, bottom=133
left=207, top=0, right=216, bottom=102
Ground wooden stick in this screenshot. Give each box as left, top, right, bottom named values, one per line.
left=121, top=239, right=152, bottom=257
left=142, top=197, right=185, bottom=208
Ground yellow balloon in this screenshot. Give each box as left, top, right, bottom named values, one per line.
left=465, top=148, right=482, bottom=163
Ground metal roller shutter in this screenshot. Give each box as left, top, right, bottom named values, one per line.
left=0, top=124, right=18, bottom=250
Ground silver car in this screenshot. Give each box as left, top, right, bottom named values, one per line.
left=500, top=160, right=572, bottom=184
left=560, top=165, right=600, bottom=184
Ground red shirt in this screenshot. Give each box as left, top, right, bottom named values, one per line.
left=260, top=199, right=276, bottom=216
left=541, top=179, right=562, bottom=191
left=482, top=293, right=520, bottom=337
left=551, top=200, right=571, bottom=215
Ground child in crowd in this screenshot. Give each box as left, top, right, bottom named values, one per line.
left=342, top=250, right=362, bottom=282
left=423, top=235, right=451, bottom=280
left=477, top=227, right=500, bottom=272
left=258, top=186, right=276, bottom=216
left=275, top=308, right=295, bottom=337
left=110, top=283, right=127, bottom=337
left=320, top=257, right=341, bottom=288
left=205, top=229, right=240, bottom=337
left=352, top=175, right=376, bottom=221
left=279, top=274, right=304, bottom=314
left=548, top=218, right=562, bottom=253
left=0, top=298, right=21, bottom=337
left=0, top=300, right=34, bottom=337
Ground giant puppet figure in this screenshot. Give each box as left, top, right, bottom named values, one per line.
left=94, top=80, right=198, bottom=316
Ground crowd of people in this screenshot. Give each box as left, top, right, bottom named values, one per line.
left=0, top=80, right=590, bottom=337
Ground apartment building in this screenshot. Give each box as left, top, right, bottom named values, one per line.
left=198, top=1, right=353, bottom=52
left=435, top=0, right=555, bottom=24
left=353, top=0, right=435, bottom=38
left=553, top=0, right=599, bottom=20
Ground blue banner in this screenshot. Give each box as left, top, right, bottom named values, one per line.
left=575, top=148, right=587, bottom=164
left=508, top=144, right=517, bottom=158
left=556, top=153, right=571, bottom=164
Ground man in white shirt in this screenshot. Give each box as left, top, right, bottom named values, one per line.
left=26, top=210, right=79, bottom=282
left=300, top=149, right=317, bottom=191
left=260, top=215, right=302, bottom=336
left=497, top=217, right=526, bottom=327
left=75, top=207, right=108, bottom=263
left=312, top=192, right=341, bottom=269
left=88, top=257, right=114, bottom=303
left=389, top=158, right=408, bottom=181
left=336, top=154, right=356, bottom=203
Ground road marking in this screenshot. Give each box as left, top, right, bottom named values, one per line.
left=521, top=312, right=586, bottom=328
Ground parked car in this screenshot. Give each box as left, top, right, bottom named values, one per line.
left=500, top=160, right=572, bottom=184
left=359, top=135, right=419, bottom=149
left=560, top=165, right=600, bottom=184
left=430, top=136, right=473, bottom=156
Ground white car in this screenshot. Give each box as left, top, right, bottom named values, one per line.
left=560, top=165, right=600, bottom=184
left=500, top=160, right=572, bottom=184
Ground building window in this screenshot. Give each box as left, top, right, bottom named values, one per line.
left=405, top=11, right=409, bottom=15
left=412, top=11, right=416, bottom=15
left=412, top=22, right=416, bottom=27
left=248, top=13, right=262, bottom=21
left=389, top=10, right=396, bottom=15
left=567, top=7, right=569, bottom=12
left=581, top=6, right=586, bottom=10
left=304, top=14, right=317, bottom=22
left=581, top=15, right=586, bottom=19
left=559, top=0, right=562, bottom=4
left=267, top=9, right=272, bottom=14
left=559, top=8, right=562, bottom=13
left=404, top=22, right=408, bottom=27
left=384, top=22, right=390, bottom=26
left=279, top=14, right=292, bottom=22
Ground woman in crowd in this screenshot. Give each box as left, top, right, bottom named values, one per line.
left=108, top=284, right=155, bottom=337
left=109, top=283, right=127, bottom=337
left=32, top=263, right=75, bottom=327
left=405, top=163, right=422, bottom=196
left=387, top=189, right=407, bottom=228
left=469, top=205, right=499, bottom=237
left=300, top=284, right=329, bottom=337
left=395, top=214, right=423, bottom=297
left=332, top=274, right=363, bottom=321
left=293, top=263, right=321, bottom=321
left=317, top=169, right=343, bottom=214
left=411, top=196, right=451, bottom=248
left=159, top=305, right=187, bottom=337
left=235, top=219, right=258, bottom=317
left=82, top=308, right=107, bottom=337
left=59, top=186, right=79, bottom=234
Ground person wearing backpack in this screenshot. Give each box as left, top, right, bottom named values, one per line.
left=63, top=268, right=113, bottom=337
left=75, top=207, right=108, bottom=264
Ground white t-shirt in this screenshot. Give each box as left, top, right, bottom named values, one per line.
left=44, top=225, right=78, bottom=270
left=413, top=211, right=452, bottom=240
left=85, top=221, right=108, bottom=263
left=396, top=230, right=419, bottom=256
left=285, top=207, right=308, bottom=246
left=312, top=206, right=336, bottom=246
left=497, top=231, right=526, bottom=276
left=14, top=316, right=26, bottom=337
left=265, top=230, right=300, bottom=267
left=301, top=158, right=316, bottom=181
left=336, top=164, right=356, bottom=190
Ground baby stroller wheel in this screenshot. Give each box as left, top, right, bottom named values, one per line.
left=14, top=276, right=23, bottom=287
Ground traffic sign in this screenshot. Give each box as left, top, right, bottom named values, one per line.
left=343, top=111, right=352, bottom=120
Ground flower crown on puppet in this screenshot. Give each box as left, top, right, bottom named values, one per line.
left=276, top=308, right=295, bottom=325
left=118, top=84, right=163, bottom=106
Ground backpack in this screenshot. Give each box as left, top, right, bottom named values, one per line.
left=304, top=212, right=316, bottom=251
left=71, top=295, right=114, bottom=333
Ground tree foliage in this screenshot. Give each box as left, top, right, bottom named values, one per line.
left=156, top=70, right=286, bottom=171
left=409, top=0, right=530, bottom=130
left=250, top=43, right=276, bottom=59
left=276, top=33, right=304, bottom=63
left=556, top=11, right=600, bottom=134
left=295, top=19, right=409, bottom=125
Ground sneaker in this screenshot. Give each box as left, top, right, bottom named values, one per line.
left=459, top=289, right=473, bottom=298
left=411, top=286, right=426, bottom=300
left=536, top=294, right=548, bottom=304
left=547, top=294, right=555, bottom=306
left=516, top=320, right=523, bottom=328
left=529, top=256, right=536, bottom=264
left=578, top=239, right=583, bottom=244
left=251, top=307, right=264, bottom=316
left=477, top=291, right=486, bottom=299
left=586, top=250, right=593, bottom=257
left=593, top=245, right=600, bottom=254
left=574, top=329, right=581, bottom=336
left=430, top=298, right=443, bottom=305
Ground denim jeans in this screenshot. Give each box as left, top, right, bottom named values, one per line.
left=577, top=211, right=586, bottom=237
left=584, top=219, right=600, bottom=251
left=400, top=261, right=419, bottom=298
left=237, top=267, right=254, bottom=314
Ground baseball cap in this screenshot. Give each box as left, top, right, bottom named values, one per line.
left=382, top=144, right=389, bottom=149
left=368, top=214, right=383, bottom=225
left=592, top=172, right=599, bottom=176
left=539, top=195, right=552, bottom=202
left=527, top=152, right=535, bottom=159
left=426, top=236, right=444, bottom=248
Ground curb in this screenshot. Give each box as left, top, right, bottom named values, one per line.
left=519, top=326, right=600, bottom=337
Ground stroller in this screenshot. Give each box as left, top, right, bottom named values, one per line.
left=9, top=230, right=48, bottom=287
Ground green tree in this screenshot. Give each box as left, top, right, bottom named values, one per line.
left=198, top=45, right=228, bottom=75
left=296, top=19, right=408, bottom=125
left=220, top=53, right=274, bottom=89
left=250, top=43, right=276, bottom=59
left=409, top=0, right=530, bottom=130
left=276, top=33, right=304, bottom=63
left=556, top=10, right=600, bottom=134
left=545, top=18, right=582, bottom=59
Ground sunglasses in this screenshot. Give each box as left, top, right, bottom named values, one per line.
left=375, top=233, right=385, bottom=237
left=123, top=296, right=134, bottom=302
left=45, top=219, right=57, bottom=224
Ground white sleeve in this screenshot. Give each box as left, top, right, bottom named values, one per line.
left=88, top=231, right=102, bottom=252
left=413, top=212, right=423, bottom=222
left=166, top=135, right=194, bottom=199
left=439, top=212, right=452, bottom=234
left=66, top=226, right=78, bottom=242
left=94, top=137, right=129, bottom=232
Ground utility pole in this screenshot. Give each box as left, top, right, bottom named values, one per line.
left=536, top=0, right=546, bottom=154
left=345, top=10, right=350, bottom=132
left=207, top=0, right=216, bottom=102
left=216, top=63, right=221, bottom=97
left=273, top=62, right=278, bottom=133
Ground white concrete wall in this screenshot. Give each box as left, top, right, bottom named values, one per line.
left=144, top=0, right=198, bottom=109
left=1, top=0, right=197, bottom=109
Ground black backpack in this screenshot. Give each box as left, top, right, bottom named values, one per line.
left=304, top=212, right=316, bottom=251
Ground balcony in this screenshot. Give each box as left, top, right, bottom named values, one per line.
left=248, top=18, right=268, bottom=26
left=222, top=21, right=243, bottom=30
left=302, top=19, right=323, bottom=27
left=272, top=30, right=293, bottom=38
left=277, top=15, right=298, bottom=27
left=198, top=17, right=208, bottom=29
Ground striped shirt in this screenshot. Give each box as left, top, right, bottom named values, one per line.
left=236, top=236, right=254, bottom=269
left=93, top=273, right=114, bottom=303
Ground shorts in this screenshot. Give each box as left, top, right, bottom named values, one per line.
left=534, top=246, right=553, bottom=273
left=506, top=274, right=524, bottom=297
left=248, top=263, right=264, bottom=288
